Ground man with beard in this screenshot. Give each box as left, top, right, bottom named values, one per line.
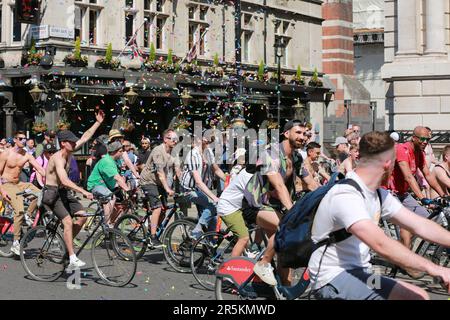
left=0, top=131, right=45, bottom=255
left=383, top=126, right=445, bottom=255
left=247, top=120, right=318, bottom=286
left=309, top=131, right=450, bottom=300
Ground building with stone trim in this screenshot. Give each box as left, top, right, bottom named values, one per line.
left=382, top=0, right=450, bottom=150
left=0, top=0, right=333, bottom=144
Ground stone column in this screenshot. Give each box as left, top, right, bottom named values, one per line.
left=425, top=0, right=446, bottom=55
left=396, top=0, right=419, bottom=55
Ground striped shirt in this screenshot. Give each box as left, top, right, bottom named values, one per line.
left=181, top=147, right=203, bottom=190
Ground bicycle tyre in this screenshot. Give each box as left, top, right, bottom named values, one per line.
left=215, top=276, right=244, bottom=300
left=91, top=228, right=137, bottom=287
left=191, top=231, right=236, bottom=291
left=162, top=218, right=197, bottom=273
left=19, top=226, right=66, bottom=282
left=114, top=214, right=148, bottom=260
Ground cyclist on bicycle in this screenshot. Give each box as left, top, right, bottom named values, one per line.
left=246, top=120, right=318, bottom=286
left=431, top=145, right=450, bottom=197
left=309, top=131, right=450, bottom=300
left=180, top=134, right=225, bottom=239
left=140, top=129, right=180, bottom=248
left=87, top=141, right=131, bottom=227
left=0, top=131, right=45, bottom=256
left=43, top=110, right=104, bottom=270
left=382, top=126, right=446, bottom=267
left=108, top=130, right=140, bottom=182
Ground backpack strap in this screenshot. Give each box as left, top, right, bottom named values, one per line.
left=316, top=178, right=368, bottom=247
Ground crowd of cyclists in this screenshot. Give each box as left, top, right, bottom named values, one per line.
left=0, top=108, right=450, bottom=300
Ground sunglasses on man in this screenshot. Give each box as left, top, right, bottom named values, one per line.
left=414, top=135, right=431, bottom=143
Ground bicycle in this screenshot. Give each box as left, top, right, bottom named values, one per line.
left=114, top=192, right=195, bottom=259
left=19, top=193, right=137, bottom=287
left=371, top=196, right=450, bottom=279
left=0, top=189, right=53, bottom=257
left=215, top=247, right=311, bottom=300
left=190, top=224, right=266, bottom=291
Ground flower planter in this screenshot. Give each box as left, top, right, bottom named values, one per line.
left=95, top=60, right=110, bottom=69
left=65, top=59, right=88, bottom=68
left=308, top=80, right=323, bottom=87
left=290, top=79, right=305, bottom=86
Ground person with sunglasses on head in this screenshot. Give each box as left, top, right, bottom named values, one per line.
left=30, top=143, right=57, bottom=189
left=246, top=120, right=319, bottom=286
left=382, top=126, right=446, bottom=276
left=0, top=131, right=46, bottom=256
left=108, top=130, right=140, bottom=183
left=140, top=129, right=181, bottom=248
left=43, top=110, right=104, bottom=270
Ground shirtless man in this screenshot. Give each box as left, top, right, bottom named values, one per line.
left=43, top=110, right=104, bottom=270
left=0, top=131, right=46, bottom=255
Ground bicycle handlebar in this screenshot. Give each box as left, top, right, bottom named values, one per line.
left=16, top=189, right=40, bottom=198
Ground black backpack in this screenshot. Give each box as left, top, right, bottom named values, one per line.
left=274, top=172, right=382, bottom=268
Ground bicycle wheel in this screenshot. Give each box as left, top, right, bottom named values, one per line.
left=215, top=276, right=245, bottom=300
left=19, top=226, right=66, bottom=282
left=162, top=218, right=197, bottom=273
left=91, top=228, right=137, bottom=287
left=114, top=214, right=148, bottom=260
left=191, top=231, right=236, bottom=290
left=432, top=245, right=450, bottom=267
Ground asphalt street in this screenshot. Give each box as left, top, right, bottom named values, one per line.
left=0, top=244, right=448, bottom=300
left=0, top=201, right=448, bottom=300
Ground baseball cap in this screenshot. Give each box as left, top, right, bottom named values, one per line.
left=390, top=132, right=400, bottom=142
left=107, top=141, right=123, bottom=153
left=332, top=136, right=349, bottom=147
left=96, top=134, right=109, bottom=145
left=43, top=143, right=57, bottom=153
left=57, top=130, right=79, bottom=143
left=282, top=120, right=308, bottom=133
left=109, top=129, right=124, bottom=141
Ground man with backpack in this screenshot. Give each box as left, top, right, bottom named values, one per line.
left=247, top=120, right=318, bottom=286
left=307, top=131, right=450, bottom=299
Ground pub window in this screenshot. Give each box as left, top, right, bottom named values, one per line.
left=12, top=7, right=22, bottom=42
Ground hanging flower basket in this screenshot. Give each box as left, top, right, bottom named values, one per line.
left=64, top=55, right=88, bottom=67
left=56, top=120, right=71, bottom=131
left=120, top=119, right=135, bottom=133
left=181, top=62, right=202, bottom=77
left=95, top=58, right=121, bottom=70
left=32, top=122, right=48, bottom=134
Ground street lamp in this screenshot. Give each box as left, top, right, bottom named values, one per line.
left=124, top=86, right=139, bottom=105
left=344, top=99, right=351, bottom=129
left=180, top=88, right=193, bottom=107
left=29, top=83, right=44, bottom=104
left=59, top=80, right=76, bottom=101
left=294, top=98, right=308, bottom=122
left=274, top=36, right=286, bottom=128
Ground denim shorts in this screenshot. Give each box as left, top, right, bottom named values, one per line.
left=313, top=268, right=397, bottom=300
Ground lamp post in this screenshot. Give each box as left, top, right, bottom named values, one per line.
left=29, top=83, right=44, bottom=105
left=124, top=86, right=139, bottom=105
left=369, top=101, right=377, bottom=131
left=344, top=99, right=351, bottom=129
left=180, top=88, right=192, bottom=107
left=59, top=80, right=75, bottom=101
left=274, top=36, right=286, bottom=128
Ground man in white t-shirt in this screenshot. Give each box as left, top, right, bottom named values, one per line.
left=309, top=131, right=450, bottom=300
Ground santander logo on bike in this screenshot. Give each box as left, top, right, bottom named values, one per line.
left=226, top=265, right=252, bottom=273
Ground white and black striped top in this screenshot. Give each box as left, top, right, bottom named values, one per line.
left=181, top=147, right=203, bottom=190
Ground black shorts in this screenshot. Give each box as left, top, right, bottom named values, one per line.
left=141, top=184, right=167, bottom=209
left=42, top=186, right=84, bottom=220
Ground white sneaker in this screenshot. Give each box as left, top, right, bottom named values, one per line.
left=24, top=214, right=34, bottom=227
left=253, top=262, right=277, bottom=286
left=10, top=242, right=23, bottom=256
left=67, top=258, right=86, bottom=271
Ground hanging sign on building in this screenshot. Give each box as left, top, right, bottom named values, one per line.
left=16, top=0, right=40, bottom=24
left=30, top=25, right=49, bottom=40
